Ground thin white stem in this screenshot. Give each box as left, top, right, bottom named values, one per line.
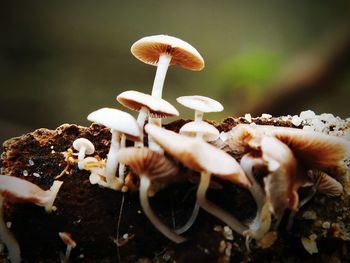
left=139, top=176, right=186, bottom=243
left=63, top=245, right=72, bottom=263
left=197, top=172, right=247, bottom=235
left=105, top=130, right=121, bottom=189
left=135, top=107, right=148, bottom=148
left=118, top=134, right=126, bottom=181
left=147, top=117, right=164, bottom=154
left=77, top=146, right=86, bottom=161
left=194, top=110, right=204, bottom=122
left=0, top=196, right=21, bottom=263
left=175, top=202, right=200, bottom=234
left=45, top=180, right=64, bottom=213
left=151, top=54, right=172, bottom=98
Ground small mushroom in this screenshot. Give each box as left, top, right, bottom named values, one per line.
left=72, top=138, right=95, bottom=160
left=145, top=124, right=250, bottom=235
left=117, top=90, right=179, bottom=148
left=307, top=169, right=343, bottom=197
left=0, top=175, right=63, bottom=263
left=87, top=108, right=141, bottom=189
left=59, top=232, right=77, bottom=263
left=177, top=95, right=223, bottom=122
left=117, top=147, right=185, bottom=243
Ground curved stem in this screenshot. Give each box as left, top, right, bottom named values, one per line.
left=105, top=131, right=122, bottom=189
left=175, top=202, right=200, bottom=234
left=45, top=180, right=64, bottom=213
left=0, top=196, right=21, bottom=263
left=151, top=54, right=172, bottom=98
left=139, top=176, right=186, bottom=243
left=196, top=172, right=247, bottom=235
left=147, top=117, right=164, bottom=154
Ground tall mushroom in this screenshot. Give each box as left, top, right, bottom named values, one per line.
left=117, top=147, right=185, bottom=243
left=131, top=35, right=205, bottom=151
left=87, top=108, right=141, bottom=189
left=145, top=124, right=251, bottom=235
left=0, top=175, right=63, bottom=263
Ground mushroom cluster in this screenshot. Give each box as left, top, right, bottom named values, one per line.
left=1, top=34, right=350, bottom=262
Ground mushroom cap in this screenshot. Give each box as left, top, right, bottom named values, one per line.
left=179, top=121, right=220, bottom=142
left=87, top=108, right=141, bottom=141
left=117, top=90, right=179, bottom=118
left=117, top=147, right=178, bottom=179
left=131, top=35, right=204, bottom=71
left=59, top=232, right=77, bottom=248
left=307, top=169, right=343, bottom=197
left=145, top=124, right=250, bottom=187
left=72, top=138, right=95, bottom=154
left=225, top=124, right=350, bottom=173
left=176, top=95, right=224, bottom=113
left=0, top=175, right=52, bottom=206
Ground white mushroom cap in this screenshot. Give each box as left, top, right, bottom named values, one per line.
left=73, top=138, right=95, bottom=159
left=117, top=90, right=179, bottom=118
left=131, top=35, right=204, bottom=71
left=179, top=121, right=220, bottom=141
left=87, top=107, right=141, bottom=141
left=145, top=124, right=250, bottom=187
left=176, top=95, right=224, bottom=113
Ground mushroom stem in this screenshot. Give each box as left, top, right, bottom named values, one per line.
left=44, top=180, right=64, bottom=213
left=135, top=107, right=148, bottom=148
left=118, top=134, right=127, bottom=182
left=105, top=130, right=122, bottom=189
left=139, top=176, right=186, bottom=243
left=77, top=146, right=86, bottom=161
left=63, top=245, right=73, bottom=263
left=194, top=110, right=204, bottom=122
left=151, top=53, right=172, bottom=98
left=196, top=172, right=247, bottom=235
left=0, top=196, right=21, bottom=263
left=147, top=118, right=164, bottom=153
left=175, top=202, right=200, bottom=234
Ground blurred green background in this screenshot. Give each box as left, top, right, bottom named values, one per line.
left=1, top=1, right=350, bottom=144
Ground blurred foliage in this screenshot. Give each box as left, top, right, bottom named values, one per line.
left=1, top=0, right=350, bottom=144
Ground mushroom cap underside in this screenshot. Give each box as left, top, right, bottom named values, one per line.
left=145, top=124, right=250, bottom=187
left=179, top=121, right=219, bottom=141
left=117, top=90, right=179, bottom=118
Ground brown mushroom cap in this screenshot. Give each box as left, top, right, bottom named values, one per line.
left=0, top=175, right=52, bottom=205
left=145, top=124, right=250, bottom=187
left=117, top=90, right=179, bottom=118
left=176, top=95, right=224, bottom=113
left=307, top=169, right=343, bottom=197
left=59, top=232, right=77, bottom=248
left=117, top=147, right=178, bottom=180
left=131, top=35, right=204, bottom=71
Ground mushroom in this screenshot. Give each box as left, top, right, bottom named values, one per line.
left=131, top=35, right=204, bottom=152
left=145, top=124, right=251, bottom=235
left=117, top=90, right=179, bottom=148
left=58, top=232, right=77, bottom=263
left=0, top=175, right=63, bottom=263
left=117, top=147, right=185, bottom=243
left=87, top=108, right=141, bottom=189
left=131, top=35, right=204, bottom=99
left=307, top=169, right=343, bottom=197
left=72, top=138, right=95, bottom=161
